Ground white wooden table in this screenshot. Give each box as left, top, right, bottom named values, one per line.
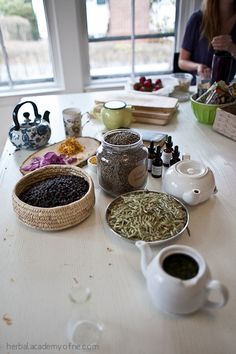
left=1, top=91, right=236, bottom=354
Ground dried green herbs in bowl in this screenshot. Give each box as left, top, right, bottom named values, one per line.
left=105, top=190, right=189, bottom=245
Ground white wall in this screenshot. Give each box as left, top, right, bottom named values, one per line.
left=0, top=97, right=21, bottom=154
left=176, top=0, right=202, bottom=50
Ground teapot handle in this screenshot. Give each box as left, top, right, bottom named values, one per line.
left=205, top=280, right=229, bottom=309
left=12, top=101, right=41, bottom=131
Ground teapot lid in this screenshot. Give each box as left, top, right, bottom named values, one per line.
left=20, top=112, right=37, bottom=129
left=176, top=160, right=208, bottom=178
left=104, top=100, right=126, bottom=110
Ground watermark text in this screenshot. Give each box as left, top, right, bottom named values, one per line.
left=6, top=342, right=99, bottom=351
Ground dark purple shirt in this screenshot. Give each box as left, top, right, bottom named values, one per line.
left=182, top=10, right=236, bottom=83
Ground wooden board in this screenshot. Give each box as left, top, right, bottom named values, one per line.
left=94, top=91, right=178, bottom=126
left=133, top=115, right=173, bottom=126
left=132, top=109, right=172, bottom=120
left=95, top=91, right=178, bottom=112
left=20, top=137, right=101, bottom=175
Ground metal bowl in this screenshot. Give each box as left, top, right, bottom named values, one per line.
left=105, top=190, right=189, bottom=246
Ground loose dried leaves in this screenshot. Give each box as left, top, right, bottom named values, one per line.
left=107, top=191, right=187, bottom=242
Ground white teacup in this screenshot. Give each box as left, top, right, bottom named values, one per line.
left=62, top=108, right=89, bottom=137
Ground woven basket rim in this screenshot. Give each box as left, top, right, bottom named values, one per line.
left=13, top=164, right=93, bottom=210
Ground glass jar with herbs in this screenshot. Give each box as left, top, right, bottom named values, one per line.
left=97, top=129, right=148, bottom=196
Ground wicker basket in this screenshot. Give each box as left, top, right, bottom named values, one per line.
left=12, top=165, right=95, bottom=231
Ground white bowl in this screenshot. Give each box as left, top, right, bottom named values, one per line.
left=170, top=73, right=193, bottom=91
left=126, top=76, right=177, bottom=96
left=87, top=155, right=97, bottom=173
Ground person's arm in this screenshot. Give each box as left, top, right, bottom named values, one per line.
left=178, top=48, right=211, bottom=78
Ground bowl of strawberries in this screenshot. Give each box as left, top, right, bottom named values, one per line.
left=127, top=76, right=176, bottom=96
left=133, top=76, right=163, bottom=92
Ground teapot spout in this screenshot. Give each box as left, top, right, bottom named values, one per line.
left=135, top=241, right=153, bottom=277
left=183, top=189, right=201, bottom=206
left=43, top=110, right=50, bottom=123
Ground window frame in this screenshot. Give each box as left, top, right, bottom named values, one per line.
left=87, top=0, right=180, bottom=80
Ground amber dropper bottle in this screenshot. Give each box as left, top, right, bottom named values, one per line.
left=151, top=146, right=163, bottom=178
left=148, top=141, right=155, bottom=172
left=170, top=145, right=180, bottom=166
left=162, top=136, right=173, bottom=167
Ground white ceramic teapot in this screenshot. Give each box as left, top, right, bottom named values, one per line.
left=136, top=241, right=229, bottom=315
left=163, top=159, right=217, bottom=206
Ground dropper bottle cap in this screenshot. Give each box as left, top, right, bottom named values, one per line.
left=168, top=135, right=173, bottom=145
left=156, top=145, right=162, bottom=156
left=148, top=140, right=155, bottom=153
left=173, top=145, right=180, bottom=156
left=170, top=145, right=180, bottom=166
left=165, top=135, right=173, bottom=150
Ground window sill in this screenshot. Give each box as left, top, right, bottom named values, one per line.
left=0, top=84, right=66, bottom=108
left=84, top=78, right=127, bottom=92
left=0, top=84, right=64, bottom=100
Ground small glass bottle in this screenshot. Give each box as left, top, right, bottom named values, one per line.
left=182, top=152, right=191, bottom=161
left=151, top=146, right=163, bottom=178
left=170, top=145, right=180, bottom=166
left=147, top=141, right=155, bottom=172
left=162, top=136, right=173, bottom=167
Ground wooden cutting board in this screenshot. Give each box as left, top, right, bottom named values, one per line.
left=133, top=113, right=174, bottom=126
left=134, top=107, right=177, bottom=114
left=132, top=109, right=172, bottom=120
left=95, top=91, right=178, bottom=112
left=20, top=137, right=100, bottom=175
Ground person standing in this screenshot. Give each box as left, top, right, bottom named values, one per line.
left=178, top=0, right=236, bottom=84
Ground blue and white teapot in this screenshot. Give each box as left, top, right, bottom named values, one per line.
left=9, top=100, right=51, bottom=150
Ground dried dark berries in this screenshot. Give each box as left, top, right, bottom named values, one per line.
left=19, top=175, right=89, bottom=208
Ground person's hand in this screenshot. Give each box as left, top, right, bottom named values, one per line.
left=211, top=35, right=233, bottom=52
left=197, top=64, right=211, bottom=79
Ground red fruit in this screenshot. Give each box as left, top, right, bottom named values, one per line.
left=155, top=78, right=162, bottom=85
left=133, top=82, right=141, bottom=91
left=143, top=80, right=152, bottom=88
left=139, top=76, right=146, bottom=84
left=153, top=84, right=161, bottom=91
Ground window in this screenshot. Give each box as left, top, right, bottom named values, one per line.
left=0, top=0, right=181, bottom=96
left=86, top=0, right=178, bottom=80
left=0, top=0, right=54, bottom=92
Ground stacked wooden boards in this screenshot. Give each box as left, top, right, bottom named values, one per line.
left=94, top=91, right=178, bottom=125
